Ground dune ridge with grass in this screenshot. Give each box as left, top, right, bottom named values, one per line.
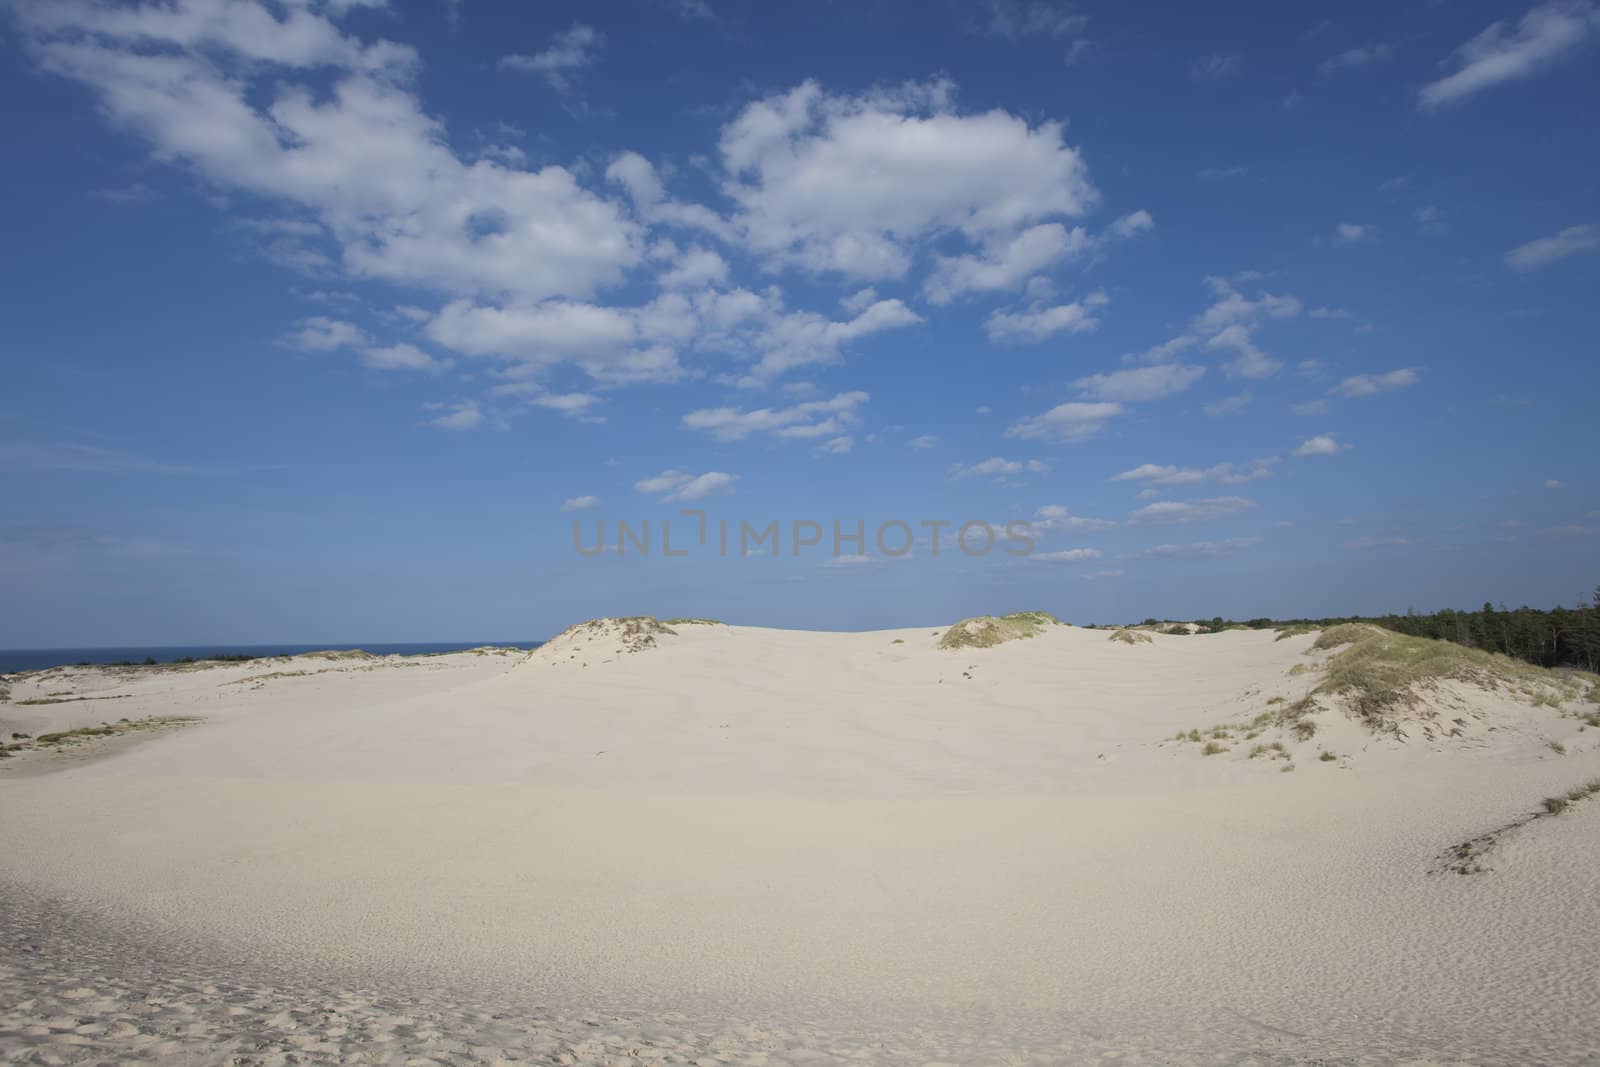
left=2, top=621, right=1598, bottom=1064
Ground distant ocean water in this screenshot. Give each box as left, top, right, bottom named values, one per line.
left=0, top=642, right=542, bottom=675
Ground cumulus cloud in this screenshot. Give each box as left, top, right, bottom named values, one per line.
left=499, top=23, right=602, bottom=92
left=948, top=457, right=1050, bottom=480
left=1505, top=224, right=1600, bottom=271
left=1419, top=1, right=1600, bottom=110
left=1073, top=363, right=1205, bottom=402
left=1128, top=497, right=1256, bottom=525
left=985, top=290, right=1108, bottom=343
left=561, top=495, right=600, bottom=512
left=1006, top=401, right=1121, bottom=441
left=924, top=223, right=1094, bottom=304
left=634, top=469, right=738, bottom=502
left=1293, top=433, right=1349, bottom=456
left=682, top=391, right=869, bottom=442
left=719, top=79, right=1099, bottom=280
left=1330, top=368, right=1420, bottom=398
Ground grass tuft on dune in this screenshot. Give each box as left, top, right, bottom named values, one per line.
left=938, top=611, right=1062, bottom=650
left=1309, top=623, right=1593, bottom=725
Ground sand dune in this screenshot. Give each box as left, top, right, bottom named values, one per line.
left=2, top=622, right=1598, bottom=1065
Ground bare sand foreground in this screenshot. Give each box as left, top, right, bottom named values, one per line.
left=2, top=620, right=1599, bottom=1066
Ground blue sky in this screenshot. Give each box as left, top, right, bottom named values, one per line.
left=2, top=0, right=1597, bottom=646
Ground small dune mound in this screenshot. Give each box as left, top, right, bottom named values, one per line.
left=1303, top=623, right=1596, bottom=736
left=294, top=649, right=379, bottom=662
left=526, top=616, right=679, bottom=666
left=662, top=618, right=724, bottom=626
left=938, top=611, right=1062, bottom=650
left=1108, top=629, right=1153, bottom=645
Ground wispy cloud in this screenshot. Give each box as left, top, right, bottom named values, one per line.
left=1419, top=1, right=1600, bottom=110
left=560, top=495, right=600, bottom=512
left=948, top=457, right=1050, bottom=480
left=634, top=469, right=739, bottom=502
left=1128, top=496, right=1256, bottom=525
left=500, top=23, right=602, bottom=92
left=1330, top=368, right=1420, bottom=398
left=1506, top=223, right=1600, bottom=271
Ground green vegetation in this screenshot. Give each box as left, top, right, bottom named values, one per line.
left=938, top=611, right=1061, bottom=650
left=1131, top=587, right=1600, bottom=671
left=662, top=618, right=724, bottom=626
left=1108, top=629, right=1153, bottom=645
left=19, top=716, right=199, bottom=751
left=1319, top=750, right=1338, bottom=762
left=1309, top=623, right=1589, bottom=726
left=16, top=694, right=132, bottom=706
left=1201, top=740, right=1228, bottom=756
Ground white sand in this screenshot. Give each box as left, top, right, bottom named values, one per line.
left=2, top=623, right=1598, bottom=1065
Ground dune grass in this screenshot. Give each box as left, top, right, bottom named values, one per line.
left=1108, top=629, right=1153, bottom=645
left=662, top=618, right=724, bottom=626
left=938, top=611, right=1062, bottom=650
left=1309, top=623, right=1591, bottom=724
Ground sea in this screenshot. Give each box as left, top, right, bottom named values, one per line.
left=0, top=641, right=542, bottom=675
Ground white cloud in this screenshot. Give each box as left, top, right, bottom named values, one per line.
left=1114, top=459, right=1277, bottom=486
left=1290, top=399, right=1329, bottom=416
left=561, top=495, right=600, bottom=512
left=719, top=80, right=1098, bottom=280
left=1108, top=209, right=1155, bottom=239
left=948, top=456, right=1051, bottom=480
left=1128, top=497, right=1256, bottom=525
left=1334, top=222, right=1376, bottom=244
left=682, top=391, right=869, bottom=442
left=1319, top=42, right=1394, bottom=76
left=985, top=290, right=1108, bottom=343
left=814, top=435, right=854, bottom=456
left=1206, top=324, right=1283, bottom=379
left=924, top=223, right=1092, bottom=304
left=1505, top=224, right=1600, bottom=271
left=1293, top=433, right=1349, bottom=456
left=499, top=23, right=601, bottom=92
left=1308, top=306, right=1350, bottom=320
left=1006, top=401, right=1121, bottom=441
left=1139, top=537, right=1261, bottom=557
left=359, top=342, right=445, bottom=372
left=981, top=1, right=1090, bottom=40
left=1345, top=536, right=1414, bottom=549
left=1031, top=547, right=1104, bottom=562
left=1203, top=392, right=1252, bottom=416
left=283, top=316, right=370, bottom=351
left=1419, top=1, right=1600, bottom=110
left=1196, top=166, right=1248, bottom=180
left=1544, top=479, right=1566, bottom=489
left=15, top=4, right=643, bottom=311
left=1031, top=505, right=1118, bottom=533
left=429, top=401, right=482, bottom=430
left=1074, top=363, right=1204, bottom=402
left=634, top=469, right=738, bottom=502
left=907, top=434, right=938, bottom=449
left=1330, top=368, right=1420, bottom=398
left=658, top=246, right=730, bottom=290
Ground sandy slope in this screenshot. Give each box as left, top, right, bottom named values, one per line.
left=2, top=623, right=1598, bottom=1065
